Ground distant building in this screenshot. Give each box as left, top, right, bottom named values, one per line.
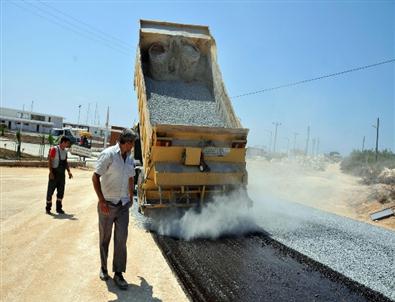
left=63, top=122, right=107, bottom=138
left=0, top=107, right=63, bottom=134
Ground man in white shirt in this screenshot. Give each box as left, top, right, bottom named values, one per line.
left=92, top=129, right=137, bottom=290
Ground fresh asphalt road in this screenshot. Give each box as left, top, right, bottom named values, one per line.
left=151, top=196, right=394, bottom=301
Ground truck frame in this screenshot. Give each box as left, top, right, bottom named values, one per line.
left=134, top=20, right=249, bottom=215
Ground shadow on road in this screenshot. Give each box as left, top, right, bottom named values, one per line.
left=51, top=213, right=78, bottom=220
left=106, top=276, right=162, bottom=302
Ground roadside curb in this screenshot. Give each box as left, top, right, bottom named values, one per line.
left=0, top=160, right=85, bottom=168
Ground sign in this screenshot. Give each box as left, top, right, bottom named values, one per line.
left=203, top=147, right=231, bottom=157
left=70, top=145, right=92, bottom=158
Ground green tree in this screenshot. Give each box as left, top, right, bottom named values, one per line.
left=16, top=131, right=22, bottom=159
left=48, top=134, right=55, bottom=146
left=0, top=124, right=6, bottom=136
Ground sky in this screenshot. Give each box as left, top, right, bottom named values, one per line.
left=1, top=0, right=394, bottom=155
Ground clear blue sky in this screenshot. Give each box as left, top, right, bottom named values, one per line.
left=1, top=1, right=394, bottom=155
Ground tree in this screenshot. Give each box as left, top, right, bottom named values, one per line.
left=0, top=124, right=6, bottom=136
left=48, top=134, right=55, bottom=146
left=16, top=131, right=22, bottom=159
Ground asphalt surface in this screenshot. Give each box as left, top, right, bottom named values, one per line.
left=141, top=195, right=394, bottom=301
left=249, top=195, right=395, bottom=301
left=154, top=233, right=390, bottom=302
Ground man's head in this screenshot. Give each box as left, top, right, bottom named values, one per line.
left=59, top=136, right=71, bottom=149
left=118, top=129, right=138, bottom=154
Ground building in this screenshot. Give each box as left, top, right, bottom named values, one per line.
left=0, top=107, right=63, bottom=134
left=63, top=122, right=108, bottom=138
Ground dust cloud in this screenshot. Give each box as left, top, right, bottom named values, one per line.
left=144, top=157, right=368, bottom=240
left=145, top=191, right=261, bottom=241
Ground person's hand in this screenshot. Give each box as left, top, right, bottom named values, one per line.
left=68, top=171, right=73, bottom=179
left=99, top=199, right=109, bottom=215
left=49, top=171, right=54, bottom=180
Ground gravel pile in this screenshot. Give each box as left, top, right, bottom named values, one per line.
left=249, top=193, right=395, bottom=300
left=145, top=77, right=226, bottom=127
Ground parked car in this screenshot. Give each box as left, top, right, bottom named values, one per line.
left=50, top=128, right=77, bottom=144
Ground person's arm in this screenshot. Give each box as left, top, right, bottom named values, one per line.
left=48, top=147, right=55, bottom=179
left=66, top=161, right=73, bottom=179
left=92, top=172, right=109, bottom=215
left=128, top=176, right=134, bottom=204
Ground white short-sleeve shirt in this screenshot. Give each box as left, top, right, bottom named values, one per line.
left=95, top=144, right=135, bottom=205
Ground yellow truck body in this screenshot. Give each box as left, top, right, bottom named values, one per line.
left=134, top=20, right=249, bottom=214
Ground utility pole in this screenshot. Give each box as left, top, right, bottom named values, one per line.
left=272, top=122, right=281, bottom=153
left=305, top=125, right=310, bottom=156
left=264, top=130, right=272, bottom=153
left=293, top=132, right=299, bottom=154
left=94, top=102, right=98, bottom=125
left=362, top=136, right=365, bottom=152
left=316, top=138, right=320, bottom=156
left=372, top=118, right=379, bottom=161
left=104, top=106, right=110, bottom=148
left=311, top=138, right=316, bottom=157
left=77, top=105, right=82, bottom=126
left=284, top=137, right=290, bottom=157
left=30, top=101, right=34, bottom=114
left=20, top=104, right=25, bottom=132
left=86, top=103, right=91, bottom=125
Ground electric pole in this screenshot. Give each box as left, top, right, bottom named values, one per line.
left=77, top=105, right=82, bottom=126
left=104, top=106, right=110, bottom=148
left=362, top=136, right=365, bottom=152
left=293, top=132, right=299, bottom=154
left=305, top=125, right=310, bottom=156
left=272, top=122, right=281, bottom=153
left=284, top=137, right=290, bottom=157
left=20, top=104, right=25, bottom=132
left=372, top=118, right=379, bottom=161
left=312, top=138, right=316, bottom=157
left=264, top=130, right=272, bottom=153
left=94, top=102, right=98, bottom=125
left=86, top=103, right=91, bottom=125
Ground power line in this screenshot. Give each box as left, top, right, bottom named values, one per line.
left=37, top=1, right=134, bottom=50
left=23, top=0, right=132, bottom=54
left=231, top=58, right=395, bottom=99
left=10, top=1, right=131, bottom=56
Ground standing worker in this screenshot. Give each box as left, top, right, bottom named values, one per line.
left=46, top=136, right=73, bottom=214
left=92, top=129, right=137, bottom=290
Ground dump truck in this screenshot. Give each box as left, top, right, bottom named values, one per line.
left=134, top=20, right=250, bottom=215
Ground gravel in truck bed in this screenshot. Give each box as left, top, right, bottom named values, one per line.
left=145, top=77, right=227, bottom=127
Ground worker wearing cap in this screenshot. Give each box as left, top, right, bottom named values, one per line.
left=92, top=129, right=137, bottom=290
left=46, top=136, right=73, bottom=214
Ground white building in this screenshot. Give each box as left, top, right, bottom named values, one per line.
left=63, top=122, right=108, bottom=138
left=0, top=107, right=63, bottom=134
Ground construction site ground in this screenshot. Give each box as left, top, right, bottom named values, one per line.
left=0, top=167, right=188, bottom=302
left=1, top=162, right=394, bottom=301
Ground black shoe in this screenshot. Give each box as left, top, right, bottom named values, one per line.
left=46, top=203, right=52, bottom=214
left=113, top=273, right=128, bottom=290
left=99, top=268, right=109, bottom=281
left=56, top=208, right=65, bottom=214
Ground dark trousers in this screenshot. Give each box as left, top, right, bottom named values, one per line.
left=98, top=201, right=130, bottom=273
left=46, top=176, right=65, bottom=201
